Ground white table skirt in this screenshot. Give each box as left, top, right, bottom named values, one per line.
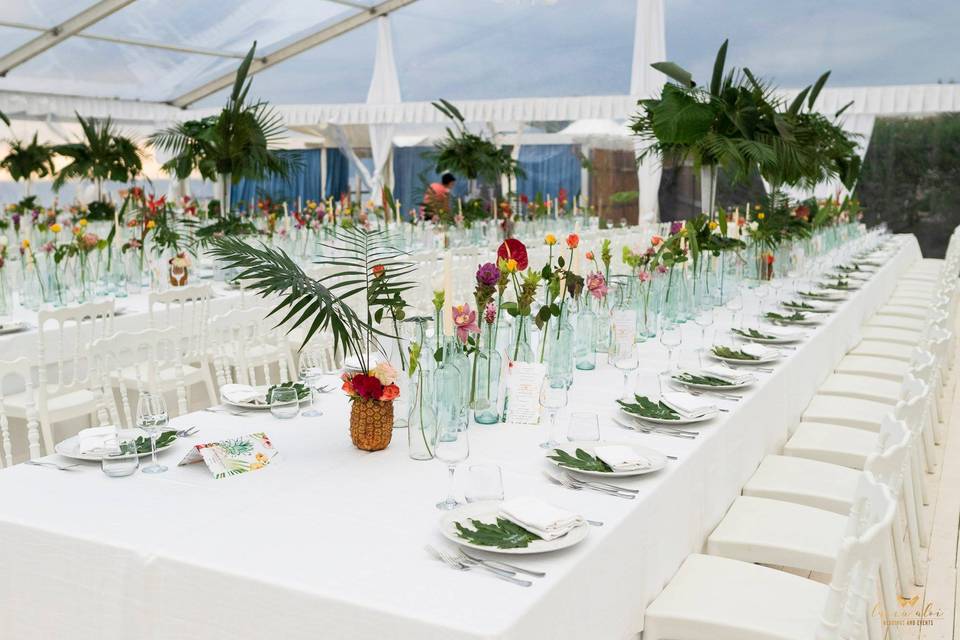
left=0, top=235, right=922, bottom=640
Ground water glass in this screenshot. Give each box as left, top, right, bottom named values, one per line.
left=539, top=376, right=569, bottom=449
left=270, top=387, right=300, bottom=419
left=464, top=464, right=504, bottom=503
left=611, top=340, right=639, bottom=401
left=137, top=392, right=168, bottom=474
left=101, top=430, right=139, bottom=477
left=299, top=365, right=323, bottom=417
left=435, top=422, right=470, bottom=510
left=568, top=411, right=600, bottom=442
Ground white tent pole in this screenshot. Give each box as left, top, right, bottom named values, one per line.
left=365, top=15, right=402, bottom=202
left=629, top=0, right=666, bottom=226
left=320, top=148, right=328, bottom=200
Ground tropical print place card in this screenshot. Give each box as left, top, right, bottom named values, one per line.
left=178, top=432, right=278, bottom=479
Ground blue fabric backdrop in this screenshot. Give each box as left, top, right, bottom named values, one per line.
left=392, top=146, right=468, bottom=219
left=516, top=144, right=582, bottom=200
left=231, top=149, right=349, bottom=208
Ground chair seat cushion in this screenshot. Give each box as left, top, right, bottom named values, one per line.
left=877, top=305, right=927, bottom=320
left=817, top=372, right=900, bottom=405
left=865, top=315, right=927, bottom=332
left=643, top=554, right=828, bottom=640
left=803, top=394, right=890, bottom=431
left=118, top=363, right=204, bottom=387
left=860, top=326, right=924, bottom=346
left=784, top=422, right=878, bottom=469
left=743, top=454, right=860, bottom=514
left=848, top=340, right=915, bottom=362
left=2, top=387, right=98, bottom=418
left=834, top=355, right=909, bottom=382
left=707, top=496, right=846, bottom=574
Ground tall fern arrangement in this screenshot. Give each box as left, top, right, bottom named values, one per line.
left=208, top=228, right=414, bottom=374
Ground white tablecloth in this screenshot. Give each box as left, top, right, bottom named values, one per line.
left=0, top=235, right=922, bottom=640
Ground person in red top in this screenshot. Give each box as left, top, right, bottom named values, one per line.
left=422, top=172, right=456, bottom=221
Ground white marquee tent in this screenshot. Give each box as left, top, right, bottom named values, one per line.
left=0, top=0, right=958, bottom=215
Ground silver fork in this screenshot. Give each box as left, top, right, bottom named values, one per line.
left=675, top=385, right=742, bottom=402
left=426, top=545, right=532, bottom=587
left=561, top=471, right=639, bottom=494
left=544, top=471, right=635, bottom=499
left=174, top=427, right=199, bottom=437
left=25, top=460, right=81, bottom=471
left=456, top=548, right=546, bottom=577
left=204, top=407, right=250, bottom=417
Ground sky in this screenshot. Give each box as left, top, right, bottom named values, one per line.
left=0, top=0, right=955, bottom=106
left=197, top=0, right=960, bottom=106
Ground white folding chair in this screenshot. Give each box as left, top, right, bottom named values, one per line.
left=0, top=357, right=42, bottom=467
left=643, top=474, right=897, bottom=640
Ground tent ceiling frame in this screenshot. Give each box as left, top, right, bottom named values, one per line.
left=0, top=20, right=250, bottom=60
left=0, top=0, right=138, bottom=76
left=169, top=0, right=420, bottom=108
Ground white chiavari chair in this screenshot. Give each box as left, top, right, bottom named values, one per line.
left=90, top=327, right=189, bottom=427
left=209, top=307, right=293, bottom=391
left=0, top=357, right=41, bottom=467
left=4, top=301, right=115, bottom=454
left=642, top=474, right=897, bottom=640
left=147, top=284, right=217, bottom=403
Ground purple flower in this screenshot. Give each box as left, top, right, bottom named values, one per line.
left=669, top=220, right=684, bottom=235
left=484, top=302, right=496, bottom=325
left=476, top=262, right=500, bottom=287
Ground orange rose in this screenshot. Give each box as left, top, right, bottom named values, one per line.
left=651, top=235, right=663, bottom=246
left=585, top=251, right=594, bottom=261
left=379, top=384, right=400, bottom=401
left=565, top=233, right=579, bottom=249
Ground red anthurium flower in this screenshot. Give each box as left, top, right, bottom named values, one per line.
left=497, top=238, right=528, bottom=271
left=566, top=233, right=579, bottom=249
left=372, top=264, right=385, bottom=278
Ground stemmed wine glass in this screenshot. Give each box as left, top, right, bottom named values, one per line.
left=435, top=421, right=469, bottom=510
left=693, top=307, right=715, bottom=369
left=658, top=321, right=682, bottom=393
left=725, top=294, right=743, bottom=331
left=299, top=358, right=324, bottom=418
left=137, top=392, right=168, bottom=474
left=539, top=376, right=569, bottom=449
left=753, top=282, right=769, bottom=325
left=610, top=339, right=639, bottom=402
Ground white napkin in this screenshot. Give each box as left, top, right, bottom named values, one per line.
left=221, top=384, right=262, bottom=404
left=77, top=426, right=118, bottom=454
left=499, top=497, right=585, bottom=541
left=697, top=365, right=753, bottom=385
left=660, top=391, right=716, bottom=418
left=740, top=343, right=777, bottom=360
left=594, top=445, right=650, bottom=472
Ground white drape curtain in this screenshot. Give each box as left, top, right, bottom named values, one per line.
left=630, top=0, right=666, bottom=224
left=365, top=16, right=402, bottom=200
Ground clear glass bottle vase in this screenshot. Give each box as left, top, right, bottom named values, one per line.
left=471, top=322, right=502, bottom=425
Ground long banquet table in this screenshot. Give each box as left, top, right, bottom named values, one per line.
left=0, top=235, right=922, bottom=640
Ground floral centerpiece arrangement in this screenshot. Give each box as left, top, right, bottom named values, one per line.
left=208, top=226, right=413, bottom=452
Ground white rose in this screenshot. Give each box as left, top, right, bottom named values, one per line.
left=749, top=221, right=759, bottom=232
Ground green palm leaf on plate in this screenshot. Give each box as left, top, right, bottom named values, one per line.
left=711, top=345, right=758, bottom=360
left=548, top=448, right=613, bottom=472
left=455, top=518, right=542, bottom=549
left=617, top=395, right=680, bottom=420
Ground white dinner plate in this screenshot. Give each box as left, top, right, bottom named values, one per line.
left=781, top=301, right=835, bottom=314
left=546, top=441, right=667, bottom=478
left=620, top=406, right=718, bottom=425
left=818, top=281, right=860, bottom=292
left=671, top=369, right=757, bottom=390
left=221, top=385, right=312, bottom=410
left=798, top=290, right=846, bottom=302
left=710, top=350, right=780, bottom=365
left=54, top=430, right=178, bottom=461
left=0, top=320, right=29, bottom=334
left=765, top=313, right=820, bottom=326
left=440, top=501, right=589, bottom=555
left=730, top=328, right=805, bottom=345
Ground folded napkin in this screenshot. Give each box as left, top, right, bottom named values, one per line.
left=594, top=445, right=650, bottom=472
left=660, top=391, right=716, bottom=417
left=77, top=426, right=119, bottom=454
left=499, top=496, right=585, bottom=541
left=698, top=365, right=754, bottom=385
left=763, top=326, right=806, bottom=339
left=221, top=384, right=263, bottom=404
left=740, top=343, right=777, bottom=359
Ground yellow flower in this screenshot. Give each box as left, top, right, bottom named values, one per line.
left=757, top=213, right=765, bottom=220
left=544, top=233, right=557, bottom=246
left=146, top=220, right=156, bottom=229
left=506, top=258, right=518, bottom=272
left=21, top=239, right=29, bottom=249
left=708, top=220, right=718, bottom=230
left=50, top=223, right=62, bottom=233
left=78, top=218, right=88, bottom=227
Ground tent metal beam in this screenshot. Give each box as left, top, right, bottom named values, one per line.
left=0, top=20, right=249, bottom=60
left=0, top=0, right=137, bottom=76
left=169, top=0, right=419, bottom=108
left=325, top=0, right=376, bottom=8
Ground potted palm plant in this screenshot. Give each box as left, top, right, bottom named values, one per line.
left=208, top=228, right=413, bottom=451
left=52, top=115, right=142, bottom=220
left=1, top=133, right=56, bottom=197
left=149, top=42, right=299, bottom=215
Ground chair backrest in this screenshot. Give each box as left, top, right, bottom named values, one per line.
left=0, top=357, right=41, bottom=466
left=90, top=326, right=188, bottom=428
left=148, top=284, right=213, bottom=361
left=864, top=414, right=911, bottom=495
left=209, top=307, right=292, bottom=387
left=816, top=473, right=898, bottom=640
left=37, top=300, right=115, bottom=398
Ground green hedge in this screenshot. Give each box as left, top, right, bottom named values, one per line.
left=859, top=114, right=960, bottom=258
